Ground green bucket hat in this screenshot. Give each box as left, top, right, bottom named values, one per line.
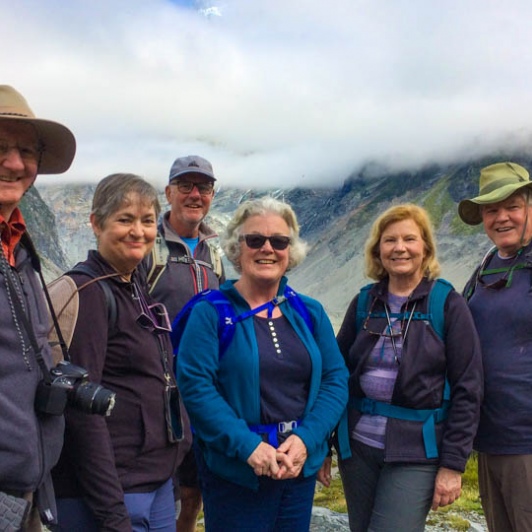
left=458, top=162, right=532, bottom=225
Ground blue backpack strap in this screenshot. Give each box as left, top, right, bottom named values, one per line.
left=170, top=289, right=237, bottom=358
left=248, top=419, right=301, bottom=448
left=172, top=286, right=314, bottom=363
left=350, top=278, right=455, bottom=459
left=355, top=283, right=374, bottom=333
left=427, top=278, right=454, bottom=405
left=230, top=285, right=313, bottom=333
left=68, top=263, right=118, bottom=334
left=349, top=396, right=450, bottom=459
left=205, top=291, right=237, bottom=357
left=356, top=280, right=452, bottom=339
left=283, top=285, right=314, bottom=335
left=427, top=278, right=453, bottom=342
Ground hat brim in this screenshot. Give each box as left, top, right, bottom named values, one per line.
left=0, top=115, right=76, bottom=174
left=169, top=169, right=216, bottom=182
left=458, top=181, right=532, bottom=225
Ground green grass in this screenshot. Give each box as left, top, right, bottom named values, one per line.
left=421, top=177, right=456, bottom=229
left=313, top=470, right=348, bottom=514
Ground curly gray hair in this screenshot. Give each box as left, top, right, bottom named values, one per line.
left=223, top=196, right=308, bottom=273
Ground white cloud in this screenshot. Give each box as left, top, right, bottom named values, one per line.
left=3, top=0, right=532, bottom=188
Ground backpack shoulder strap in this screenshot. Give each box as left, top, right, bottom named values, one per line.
left=146, top=233, right=169, bottom=292
left=69, top=264, right=118, bottom=332
left=283, top=285, right=314, bottom=335
left=148, top=234, right=223, bottom=293
left=46, top=265, right=119, bottom=363
left=46, top=275, right=80, bottom=365
left=203, top=290, right=236, bottom=356
left=427, top=278, right=454, bottom=342
left=171, top=289, right=237, bottom=359
left=355, top=283, right=375, bottom=334
left=427, top=278, right=454, bottom=403
left=205, top=238, right=224, bottom=279
left=463, top=246, right=497, bottom=301
left=172, top=286, right=315, bottom=363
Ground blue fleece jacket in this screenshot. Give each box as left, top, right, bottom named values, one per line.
left=176, top=277, right=348, bottom=490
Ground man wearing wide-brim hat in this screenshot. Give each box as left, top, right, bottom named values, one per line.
left=459, top=161, right=532, bottom=532
left=0, top=85, right=76, bottom=531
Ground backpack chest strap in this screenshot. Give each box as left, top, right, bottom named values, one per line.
left=364, top=310, right=431, bottom=321
left=168, top=255, right=214, bottom=270
left=248, top=419, right=301, bottom=448
left=230, top=296, right=287, bottom=324
left=349, top=396, right=449, bottom=459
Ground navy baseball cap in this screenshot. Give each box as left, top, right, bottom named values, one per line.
left=168, top=155, right=216, bottom=182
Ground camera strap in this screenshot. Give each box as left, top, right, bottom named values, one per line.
left=19, top=233, right=72, bottom=363
left=154, top=333, right=183, bottom=442
left=135, top=279, right=182, bottom=442
left=0, top=236, right=52, bottom=384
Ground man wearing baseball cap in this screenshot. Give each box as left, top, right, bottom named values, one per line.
left=0, top=85, right=75, bottom=530
left=460, top=162, right=532, bottom=532
left=143, top=155, right=225, bottom=531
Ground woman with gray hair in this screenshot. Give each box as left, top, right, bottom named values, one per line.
left=176, top=196, right=348, bottom=530
left=52, top=174, right=182, bottom=531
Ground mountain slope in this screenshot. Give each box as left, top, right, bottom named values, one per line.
left=19, top=186, right=69, bottom=281
left=36, top=155, right=532, bottom=326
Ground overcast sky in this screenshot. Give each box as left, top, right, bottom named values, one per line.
left=3, top=0, right=532, bottom=188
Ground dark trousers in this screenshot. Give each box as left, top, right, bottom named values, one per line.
left=338, top=438, right=437, bottom=532
left=196, top=451, right=316, bottom=531
left=478, top=452, right=532, bottom=532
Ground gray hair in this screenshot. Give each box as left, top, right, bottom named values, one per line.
left=91, top=173, right=161, bottom=228
left=521, top=188, right=532, bottom=205
left=223, top=196, right=308, bottom=273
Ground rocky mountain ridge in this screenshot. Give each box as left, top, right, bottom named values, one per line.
left=33, top=154, right=531, bottom=328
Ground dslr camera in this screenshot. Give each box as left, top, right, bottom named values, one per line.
left=35, top=360, right=116, bottom=417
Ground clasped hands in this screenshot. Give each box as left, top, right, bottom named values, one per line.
left=247, top=434, right=307, bottom=480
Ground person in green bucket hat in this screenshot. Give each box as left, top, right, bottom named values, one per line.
left=459, top=162, right=532, bottom=226
left=460, top=161, right=532, bottom=532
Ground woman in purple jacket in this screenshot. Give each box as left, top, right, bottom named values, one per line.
left=52, top=174, right=182, bottom=532
left=335, top=204, right=483, bottom=532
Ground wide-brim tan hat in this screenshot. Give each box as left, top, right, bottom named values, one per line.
left=0, top=85, right=76, bottom=174
left=458, top=162, right=532, bottom=225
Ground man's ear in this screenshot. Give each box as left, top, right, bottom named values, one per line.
left=165, top=184, right=172, bottom=203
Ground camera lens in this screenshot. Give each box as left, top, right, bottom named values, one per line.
left=70, top=382, right=116, bottom=416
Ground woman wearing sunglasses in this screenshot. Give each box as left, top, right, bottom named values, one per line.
left=334, top=204, right=482, bottom=532
left=52, top=174, right=183, bottom=531
left=176, top=197, right=348, bottom=530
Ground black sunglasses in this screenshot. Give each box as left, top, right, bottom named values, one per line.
left=362, top=297, right=414, bottom=339
left=136, top=302, right=172, bottom=334
left=239, top=234, right=292, bottom=250
left=171, top=180, right=214, bottom=195
left=477, top=263, right=527, bottom=290
left=477, top=249, right=528, bottom=291
left=132, top=283, right=172, bottom=334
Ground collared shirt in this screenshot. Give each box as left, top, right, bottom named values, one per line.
left=0, top=208, right=26, bottom=266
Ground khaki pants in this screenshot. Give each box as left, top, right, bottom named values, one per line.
left=478, top=452, right=532, bottom=532
left=20, top=493, right=41, bottom=532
